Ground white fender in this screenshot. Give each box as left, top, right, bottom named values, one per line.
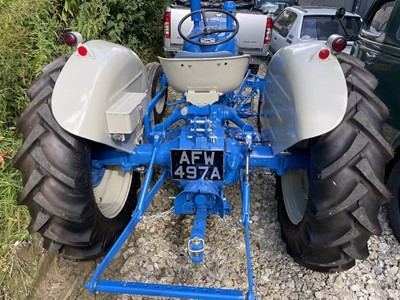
left=260, top=42, right=347, bottom=155
left=52, top=40, right=149, bottom=153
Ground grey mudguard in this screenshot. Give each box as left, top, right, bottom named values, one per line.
left=259, top=42, right=347, bottom=155
left=52, top=40, right=149, bottom=153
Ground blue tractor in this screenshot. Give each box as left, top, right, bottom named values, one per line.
left=13, top=1, right=392, bottom=299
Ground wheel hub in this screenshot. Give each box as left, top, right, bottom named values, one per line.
left=281, top=169, right=309, bottom=225
left=92, top=166, right=133, bottom=219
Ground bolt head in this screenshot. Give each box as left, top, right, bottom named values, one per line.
left=192, top=237, right=201, bottom=245
left=181, top=107, right=188, bottom=116
left=112, top=134, right=124, bottom=142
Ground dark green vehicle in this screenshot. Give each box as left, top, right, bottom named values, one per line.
left=352, top=0, right=400, bottom=240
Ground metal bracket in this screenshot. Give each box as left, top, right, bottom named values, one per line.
left=188, top=207, right=208, bottom=264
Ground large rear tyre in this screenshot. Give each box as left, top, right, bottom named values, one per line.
left=277, top=54, right=393, bottom=272
left=13, top=56, right=140, bottom=260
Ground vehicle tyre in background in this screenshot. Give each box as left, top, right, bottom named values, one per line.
left=146, top=62, right=167, bottom=124
left=277, top=53, right=393, bottom=272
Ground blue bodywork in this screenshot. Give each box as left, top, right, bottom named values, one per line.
left=85, top=1, right=309, bottom=299
left=182, top=1, right=239, bottom=55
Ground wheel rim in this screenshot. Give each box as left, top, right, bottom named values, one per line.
left=154, top=76, right=166, bottom=115
left=281, top=169, right=309, bottom=225
left=92, top=166, right=133, bottom=219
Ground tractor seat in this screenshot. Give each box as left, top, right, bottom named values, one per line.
left=158, top=54, right=250, bottom=106
left=174, top=50, right=235, bottom=59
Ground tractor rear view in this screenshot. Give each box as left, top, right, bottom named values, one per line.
left=13, top=1, right=392, bottom=299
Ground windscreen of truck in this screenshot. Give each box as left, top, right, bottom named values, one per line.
left=255, top=0, right=299, bottom=14
left=300, top=16, right=361, bottom=41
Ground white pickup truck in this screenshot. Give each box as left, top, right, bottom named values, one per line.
left=163, top=0, right=297, bottom=67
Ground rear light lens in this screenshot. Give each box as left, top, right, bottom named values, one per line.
left=327, top=34, right=347, bottom=53
left=264, top=17, right=273, bottom=45
left=164, top=11, right=171, bottom=39
left=331, top=37, right=347, bottom=52
left=319, top=49, right=330, bottom=60
left=64, top=33, right=78, bottom=46
left=64, top=32, right=83, bottom=46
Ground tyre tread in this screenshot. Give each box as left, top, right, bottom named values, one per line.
left=316, top=183, right=368, bottom=219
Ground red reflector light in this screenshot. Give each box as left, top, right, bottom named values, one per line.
left=264, top=17, right=273, bottom=45
left=64, top=33, right=78, bottom=46
left=164, top=11, right=171, bottom=39
left=332, top=37, right=347, bottom=52
left=78, top=46, right=88, bottom=56
left=319, top=49, right=330, bottom=60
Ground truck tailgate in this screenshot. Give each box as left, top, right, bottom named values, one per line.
left=237, top=12, right=267, bottom=52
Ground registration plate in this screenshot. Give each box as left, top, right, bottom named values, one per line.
left=171, top=149, right=224, bottom=181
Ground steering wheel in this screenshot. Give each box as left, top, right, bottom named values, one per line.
left=178, top=9, right=239, bottom=47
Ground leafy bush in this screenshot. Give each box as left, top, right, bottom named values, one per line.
left=0, top=0, right=45, bottom=129
left=103, top=0, right=169, bottom=61
left=59, top=0, right=170, bottom=62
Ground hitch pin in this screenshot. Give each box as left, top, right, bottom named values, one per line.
left=188, top=237, right=205, bottom=257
